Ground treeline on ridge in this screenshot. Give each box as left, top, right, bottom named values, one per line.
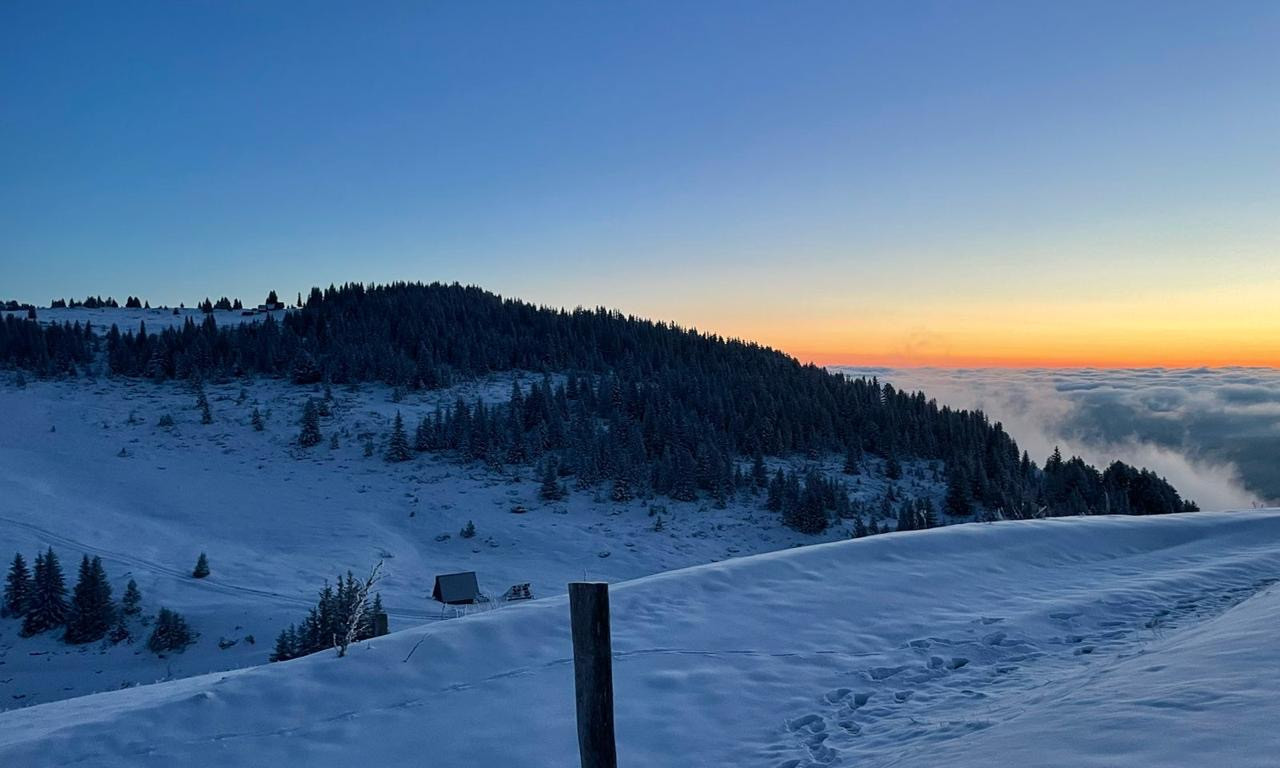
left=1, top=282, right=1197, bottom=521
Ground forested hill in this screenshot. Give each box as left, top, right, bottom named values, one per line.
left=1, top=282, right=1196, bottom=525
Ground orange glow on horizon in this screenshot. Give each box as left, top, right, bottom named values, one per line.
left=707, top=287, right=1280, bottom=371
left=792, top=349, right=1280, bottom=370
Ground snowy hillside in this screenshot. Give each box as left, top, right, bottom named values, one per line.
left=16, top=305, right=289, bottom=333
left=1, top=375, right=932, bottom=708
left=1, top=509, right=1277, bottom=767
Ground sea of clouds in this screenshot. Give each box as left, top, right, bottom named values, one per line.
left=835, top=367, right=1280, bottom=511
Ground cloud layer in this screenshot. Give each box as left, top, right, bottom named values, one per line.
left=835, top=367, right=1280, bottom=511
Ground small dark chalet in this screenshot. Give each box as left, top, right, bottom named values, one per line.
left=432, top=571, right=481, bottom=605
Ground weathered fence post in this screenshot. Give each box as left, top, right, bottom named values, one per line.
left=569, top=581, right=617, bottom=768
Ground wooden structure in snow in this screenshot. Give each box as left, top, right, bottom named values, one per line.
left=503, top=583, right=533, bottom=601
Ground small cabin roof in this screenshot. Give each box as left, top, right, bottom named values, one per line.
left=433, top=571, right=480, bottom=604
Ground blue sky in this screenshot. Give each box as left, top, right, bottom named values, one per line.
left=2, top=2, right=1277, bottom=364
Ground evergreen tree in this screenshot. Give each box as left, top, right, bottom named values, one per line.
left=414, top=416, right=431, bottom=452
left=751, top=451, right=768, bottom=488
left=270, top=628, right=296, bottom=662
left=369, top=593, right=386, bottom=636
left=885, top=454, right=903, bottom=481
left=298, top=399, right=323, bottom=447
left=21, top=548, right=68, bottom=637
left=766, top=469, right=785, bottom=512
left=147, top=608, right=195, bottom=653
left=945, top=463, right=974, bottom=517
left=251, top=407, right=264, bottom=431
left=2, top=552, right=32, bottom=617
left=385, top=411, right=412, bottom=462
left=610, top=476, right=634, bottom=503
left=192, top=552, right=210, bottom=579
left=460, top=520, right=476, bottom=539
left=843, top=442, right=863, bottom=474
left=783, top=472, right=830, bottom=534
left=195, top=383, right=212, bottom=424
left=329, top=433, right=340, bottom=450
left=108, top=614, right=131, bottom=644
left=920, top=498, right=938, bottom=529
left=65, top=555, right=114, bottom=644
left=539, top=459, right=564, bottom=501
left=121, top=578, right=142, bottom=616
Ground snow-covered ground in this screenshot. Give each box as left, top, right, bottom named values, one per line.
left=1, top=509, right=1277, bottom=767
left=13, top=305, right=289, bottom=332
left=3, top=357, right=1271, bottom=766
left=1, top=375, right=931, bottom=709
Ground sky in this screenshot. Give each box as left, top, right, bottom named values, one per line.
left=2, top=1, right=1278, bottom=367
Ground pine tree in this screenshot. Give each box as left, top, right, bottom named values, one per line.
left=885, top=454, right=903, bottom=481
left=368, top=593, right=386, bottom=636
left=108, top=614, right=131, bottom=644
left=147, top=607, right=195, bottom=653
left=611, top=476, right=633, bottom=503
left=945, top=463, right=974, bottom=517
left=65, top=555, right=114, bottom=644
left=195, top=383, right=212, bottom=424
left=192, top=552, right=210, bottom=579
left=251, top=407, right=264, bottom=431
left=460, top=520, right=476, bottom=539
left=414, top=416, right=431, bottom=452
left=121, top=579, right=142, bottom=615
left=298, top=399, right=323, bottom=447
left=843, top=444, right=862, bottom=474
left=2, top=553, right=32, bottom=617
left=385, top=412, right=412, bottom=462
left=329, top=433, right=340, bottom=450
left=539, top=459, right=564, bottom=501
left=270, top=628, right=295, bottom=662
left=363, top=437, right=375, bottom=457
left=751, top=451, right=768, bottom=488
left=766, top=469, right=785, bottom=512
left=920, top=498, right=938, bottom=529
left=895, top=500, right=916, bottom=533
left=21, top=548, right=68, bottom=636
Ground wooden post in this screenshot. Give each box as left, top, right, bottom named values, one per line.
left=569, top=581, right=617, bottom=768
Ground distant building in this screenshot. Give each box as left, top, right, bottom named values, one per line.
left=432, top=572, right=481, bottom=605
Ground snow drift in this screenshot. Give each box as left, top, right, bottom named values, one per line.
left=2, top=509, right=1278, bottom=767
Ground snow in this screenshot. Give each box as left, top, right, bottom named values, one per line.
left=2, top=372, right=1274, bottom=766
left=15, top=306, right=289, bottom=333
left=2, top=375, right=897, bottom=709
left=2, top=500, right=1278, bottom=766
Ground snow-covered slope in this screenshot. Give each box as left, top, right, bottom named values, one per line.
left=18, top=305, right=289, bottom=333
left=2, top=510, right=1277, bottom=767
left=3, top=376, right=926, bottom=707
